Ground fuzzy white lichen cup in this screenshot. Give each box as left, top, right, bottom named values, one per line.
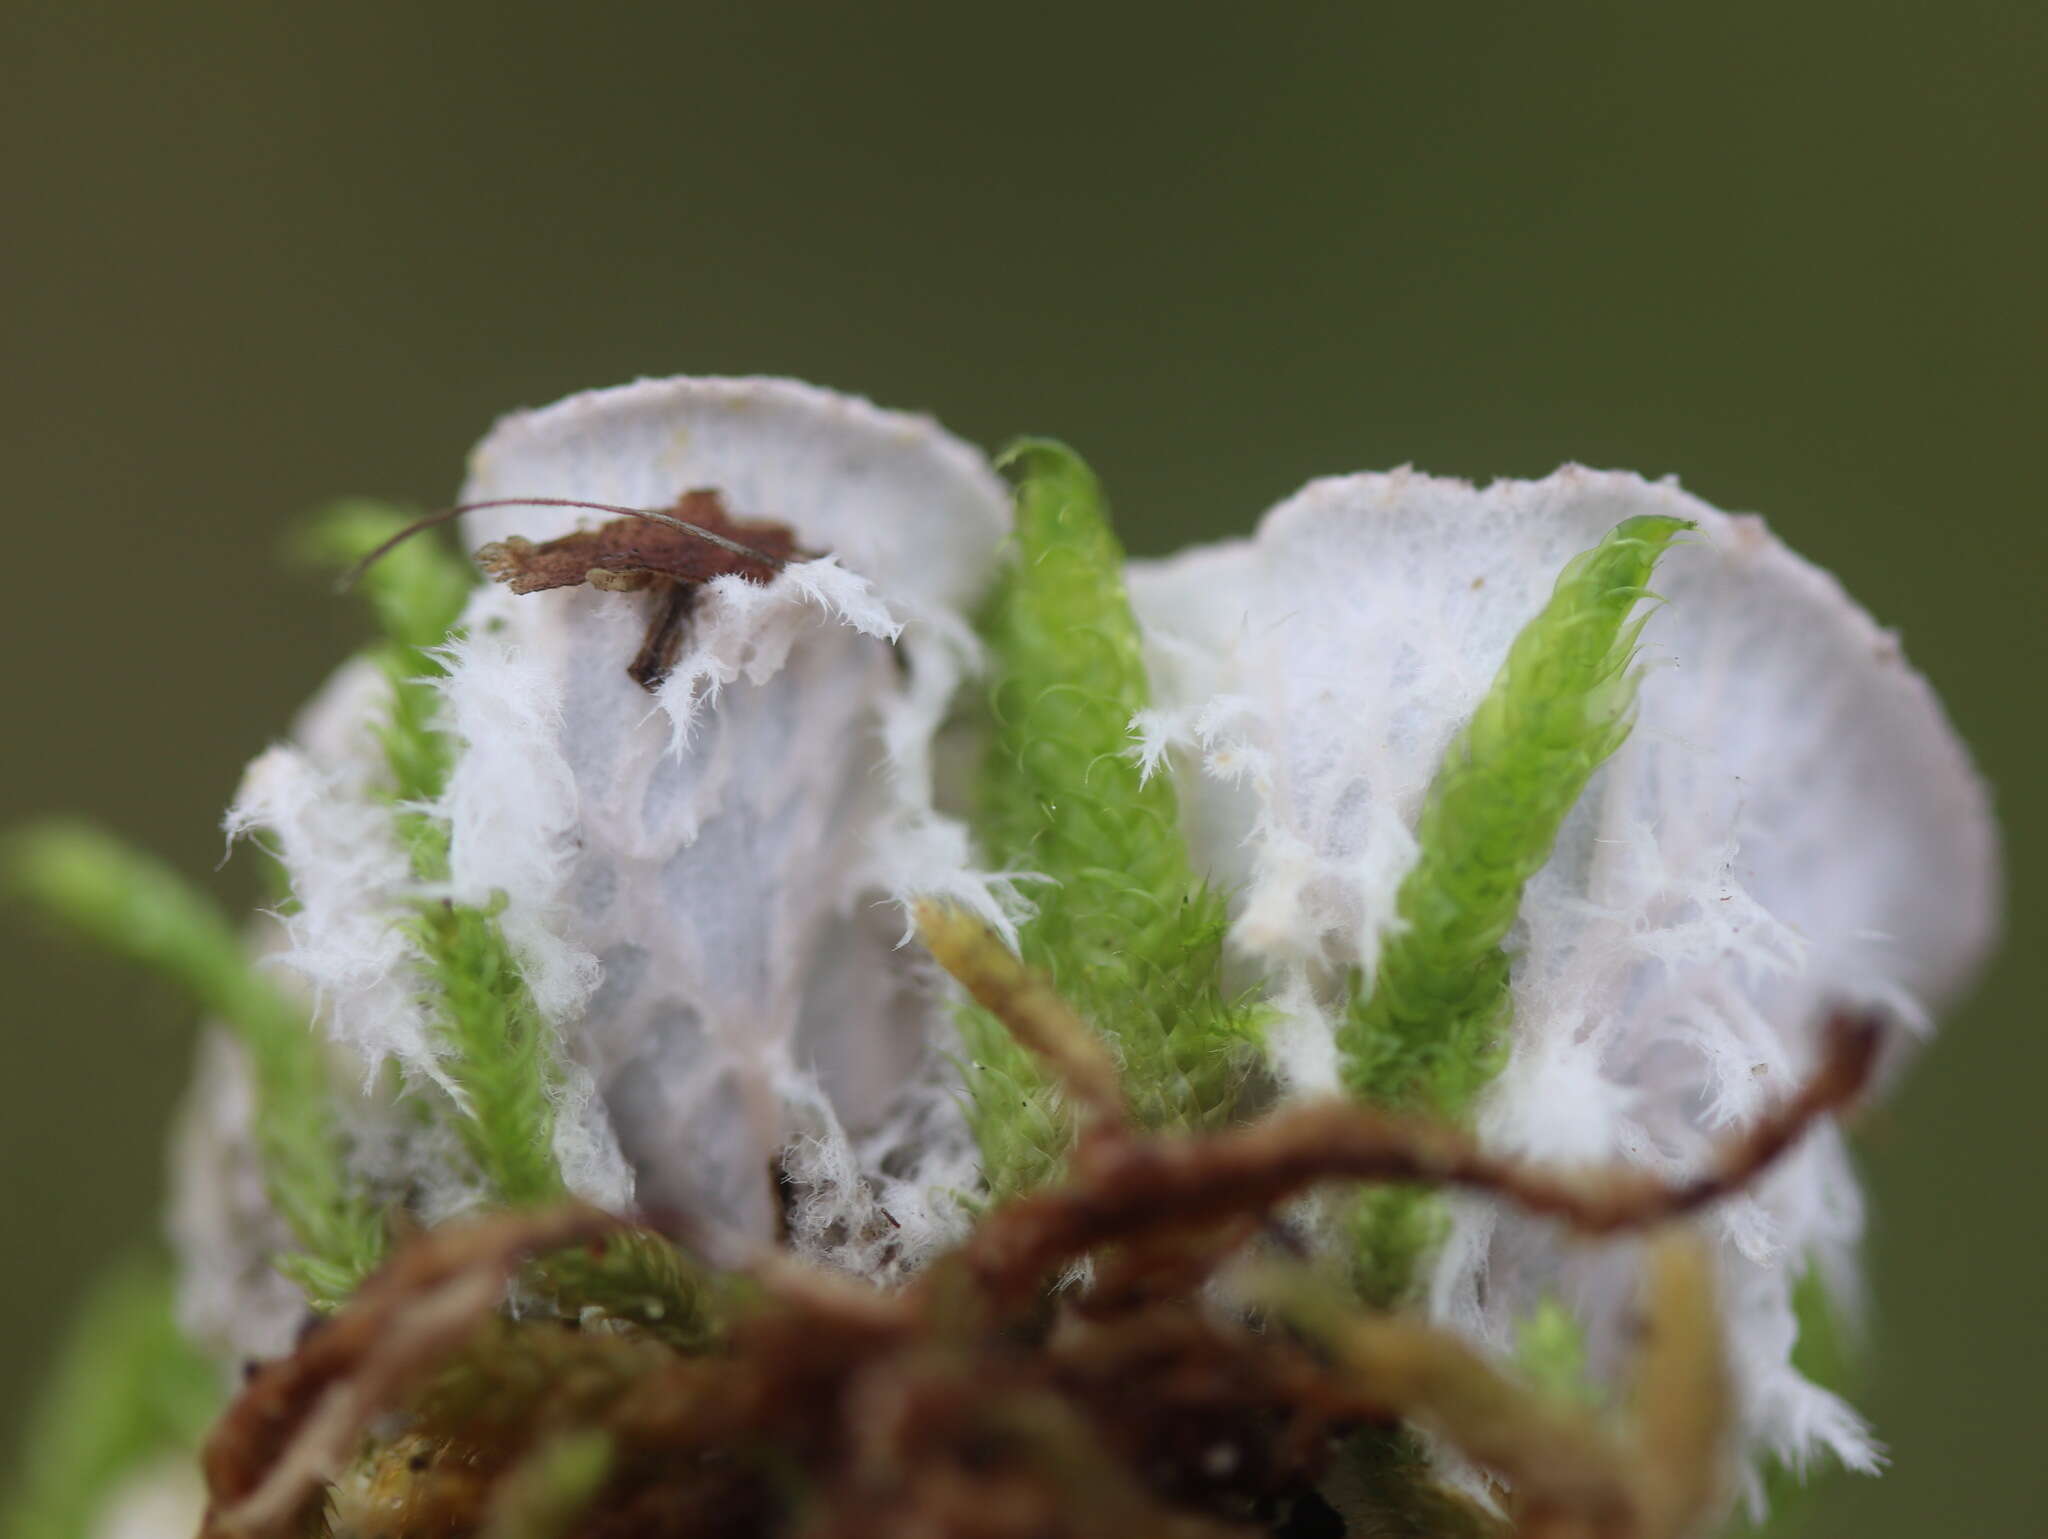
left=1123, top=467, right=1998, bottom=1499
left=139, top=375, right=1997, bottom=1534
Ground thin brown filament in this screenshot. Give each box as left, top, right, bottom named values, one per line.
left=337, top=497, right=793, bottom=593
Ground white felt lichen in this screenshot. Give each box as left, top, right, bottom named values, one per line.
left=185, top=378, right=1020, bottom=1313
left=170, top=378, right=1997, bottom=1510
left=443, top=379, right=1017, bottom=1255
left=1125, top=467, right=1998, bottom=1493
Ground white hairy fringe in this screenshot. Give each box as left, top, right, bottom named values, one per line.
left=221, top=657, right=443, bottom=1093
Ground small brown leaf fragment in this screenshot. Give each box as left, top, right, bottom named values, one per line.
left=473, top=489, right=798, bottom=595
left=474, top=489, right=804, bottom=693
left=200, top=1206, right=622, bottom=1539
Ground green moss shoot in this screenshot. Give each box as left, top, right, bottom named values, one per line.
left=6, top=822, right=383, bottom=1301
left=964, top=442, right=1260, bottom=1199
left=1341, top=513, right=1689, bottom=1300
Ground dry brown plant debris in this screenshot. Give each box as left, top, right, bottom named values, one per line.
left=193, top=910, right=1879, bottom=1539
left=472, top=489, right=800, bottom=689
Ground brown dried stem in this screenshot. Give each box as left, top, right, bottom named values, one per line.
left=915, top=901, right=1128, bottom=1129
left=215, top=988, right=1871, bottom=1537
left=964, top=1014, right=1880, bottom=1300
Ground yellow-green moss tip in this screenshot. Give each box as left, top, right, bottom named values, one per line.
left=1513, top=1297, right=1603, bottom=1410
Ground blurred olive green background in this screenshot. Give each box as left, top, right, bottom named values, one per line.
left=2, top=3, right=2040, bottom=1531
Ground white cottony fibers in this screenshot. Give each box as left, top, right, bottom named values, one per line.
left=435, top=615, right=598, bottom=1027
left=778, top=1045, right=982, bottom=1284
left=649, top=557, right=901, bottom=752
left=223, top=659, right=442, bottom=1091
left=448, top=377, right=1011, bottom=1256
left=1128, top=466, right=1999, bottom=1482
left=544, top=1057, right=638, bottom=1216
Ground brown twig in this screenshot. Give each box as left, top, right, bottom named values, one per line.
left=915, top=901, right=1129, bottom=1129
left=964, top=1014, right=1880, bottom=1300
